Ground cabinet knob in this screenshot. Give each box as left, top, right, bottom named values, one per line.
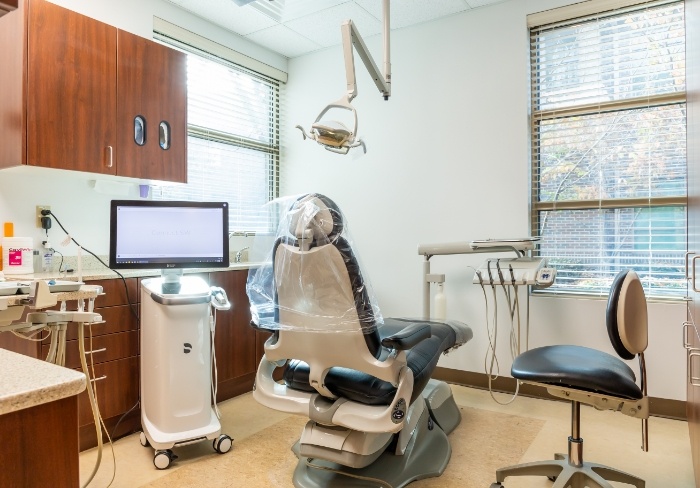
left=105, top=146, right=114, bottom=168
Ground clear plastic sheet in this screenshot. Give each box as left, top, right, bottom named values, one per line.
left=246, top=193, right=383, bottom=334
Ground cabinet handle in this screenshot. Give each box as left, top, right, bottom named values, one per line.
left=134, top=116, right=146, bottom=146
left=85, top=347, right=107, bottom=355
left=90, top=375, right=107, bottom=383
left=692, top=256, right=700, bottom=293
left=159, top=121, right=171, bottom=150
left=686, top=252, right=696, bottom=279
left=105, top=146, right=113, bottom=168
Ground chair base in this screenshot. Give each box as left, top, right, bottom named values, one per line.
left=492, top=453, right=645, bottom=488
left=290, top=398, right=451, bottom=488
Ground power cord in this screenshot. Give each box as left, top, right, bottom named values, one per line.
left=42, top=209, right=139, bottom=321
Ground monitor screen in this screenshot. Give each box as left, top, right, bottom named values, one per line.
left=109, top=200, right=229, bottom=269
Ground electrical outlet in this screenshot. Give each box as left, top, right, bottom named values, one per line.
left=36, top=205, right=50, bottom=228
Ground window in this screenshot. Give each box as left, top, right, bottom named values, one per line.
left=152, top=33, right=282, bottom=234
left=529, top=0, right=686, bottom=297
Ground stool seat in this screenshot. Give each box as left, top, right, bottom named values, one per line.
left=511, top=345, right=643, bottom=400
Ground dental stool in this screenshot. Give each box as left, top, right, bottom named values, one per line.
left=491, top=269, right=649, bottom=488
left=246, top=193, right=472, bottom=488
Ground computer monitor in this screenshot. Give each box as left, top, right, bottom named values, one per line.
left=109, top=200, right=229, bottom=270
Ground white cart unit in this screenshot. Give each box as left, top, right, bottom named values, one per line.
left=139, top=275, right=232, bottom=469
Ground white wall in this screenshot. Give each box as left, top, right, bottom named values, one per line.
left=0, top=0, right=286, bottom=256
left=0, top=0, right=687, bottom=400
left=282, top=0, right=688, bottom=400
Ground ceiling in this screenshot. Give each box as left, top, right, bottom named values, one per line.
left=162, top=0, right=507, bottom=58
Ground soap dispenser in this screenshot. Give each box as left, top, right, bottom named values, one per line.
left=434, top=282, right=447, bottom=321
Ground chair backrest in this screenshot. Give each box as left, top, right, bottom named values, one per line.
left=260, top=194, right=412, bottom=399
left=605, top=269, right=648, bottom=360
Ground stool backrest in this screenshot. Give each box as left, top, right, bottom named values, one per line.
left=605, top=269, right=648, bottom=360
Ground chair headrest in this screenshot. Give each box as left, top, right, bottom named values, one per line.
left=606, top=269, right=648, bottom=360
left=288, top=193, right=344, bottom=242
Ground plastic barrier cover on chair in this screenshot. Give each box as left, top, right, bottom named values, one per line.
left=246, top=193, right=384, bottom=335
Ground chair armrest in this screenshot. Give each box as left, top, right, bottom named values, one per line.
left=381, top=322, right=431, bottom=350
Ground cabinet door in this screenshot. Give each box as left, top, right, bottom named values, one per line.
left=116, top=29, right=187, bottom=182
left=688, top=0, right=700, bottom=483
left=26, top=0, right=117, bottom=173
left=209, top=270, right=257, bottom=401
left=0, top=0, right=24, bottom=169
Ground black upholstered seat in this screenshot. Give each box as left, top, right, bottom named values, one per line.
left=283, top=317, right=460, bottom=405
left=511, top=344, right=643, bottom=400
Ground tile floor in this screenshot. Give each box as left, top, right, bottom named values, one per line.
left=78, top=385, right=695, bottom=487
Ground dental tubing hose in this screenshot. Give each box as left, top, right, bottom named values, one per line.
left=475, top=260, right=527, bottom=405
left=79, top=321, right=104, bottom=488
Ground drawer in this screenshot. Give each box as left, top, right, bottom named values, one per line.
left=42, top=303, right=138, bottom=343
left=51, top=278, right=139, bottom=312
left=41, top=330, right=138, bottom=369
left=92, top=278, right=139, bottom=308
left=76, top=355, right=139, bottom=427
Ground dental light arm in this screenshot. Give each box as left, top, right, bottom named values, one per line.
left=296, top=0, right=391, bottom=155
left=342, top=16, right=391, bottom=102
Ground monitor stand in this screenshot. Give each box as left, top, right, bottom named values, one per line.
left=160, top=269, right=183, bottom=294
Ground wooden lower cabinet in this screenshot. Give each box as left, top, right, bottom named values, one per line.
left=77, top=355, right=140, bottom=449
left=0, top=396, right=80, bottom=487
left=65, top=278, right=141, bottom=451
left=209, top=270, right=259, bottom=401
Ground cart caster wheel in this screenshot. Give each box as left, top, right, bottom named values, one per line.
left=139, top=432, right=150, bottom=448
left=213, top=434, right=233, bottom=454
left=490, top=484, right=504, bottom=488
left=153, top=449, right=177, bottom=470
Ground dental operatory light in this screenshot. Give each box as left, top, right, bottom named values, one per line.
left=296, top=0, right=392, bottom=155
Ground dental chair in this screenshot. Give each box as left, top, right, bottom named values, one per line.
left=491, top=268, right=649, bottom=488
left=246, top=193, right=472, bottom=487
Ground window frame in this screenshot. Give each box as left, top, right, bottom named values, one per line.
left=528, top=0, right=687, bottom=298
left=152, top=30, right=282, bottom=235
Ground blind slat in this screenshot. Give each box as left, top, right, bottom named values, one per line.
left=530, top=0, right=687, bottom=298
left=153, top=43, right=281, bottom=233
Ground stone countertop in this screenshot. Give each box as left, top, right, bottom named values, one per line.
left=3, top=262, right=263, bottom=282
left=0, top=348, right=86, bottom=416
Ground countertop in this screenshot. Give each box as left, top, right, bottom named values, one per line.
left=0, top=348, right=86, bottom=416
left=2, top=261, right=263, bottom=282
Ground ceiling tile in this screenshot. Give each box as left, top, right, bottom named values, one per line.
left=279, top=0, right=348, bottom=23
left=354, top=0, right=471, bottom=30
left=246, top=25, right=323, bottom=58
left=283, top=3, right=382, bottom=47
left=465, top=0, right=506, bottom=7
left=163, top=0, right=277, bottom=36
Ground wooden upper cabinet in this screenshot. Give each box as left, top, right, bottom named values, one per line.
left=0, top=0, right=18, bottom=13
left=0, top=0, right=186, bottom=182
left=117, top=29, right=187, bottom=183
left=27, top=0, right=117, bottom=174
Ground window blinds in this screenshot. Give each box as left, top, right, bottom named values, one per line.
left=153, top=34, right=282, bottom=234
left=529, top=0, right=686, bottom=297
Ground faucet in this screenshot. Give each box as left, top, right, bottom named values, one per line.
left=234, top=247, right=250, bottom=264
